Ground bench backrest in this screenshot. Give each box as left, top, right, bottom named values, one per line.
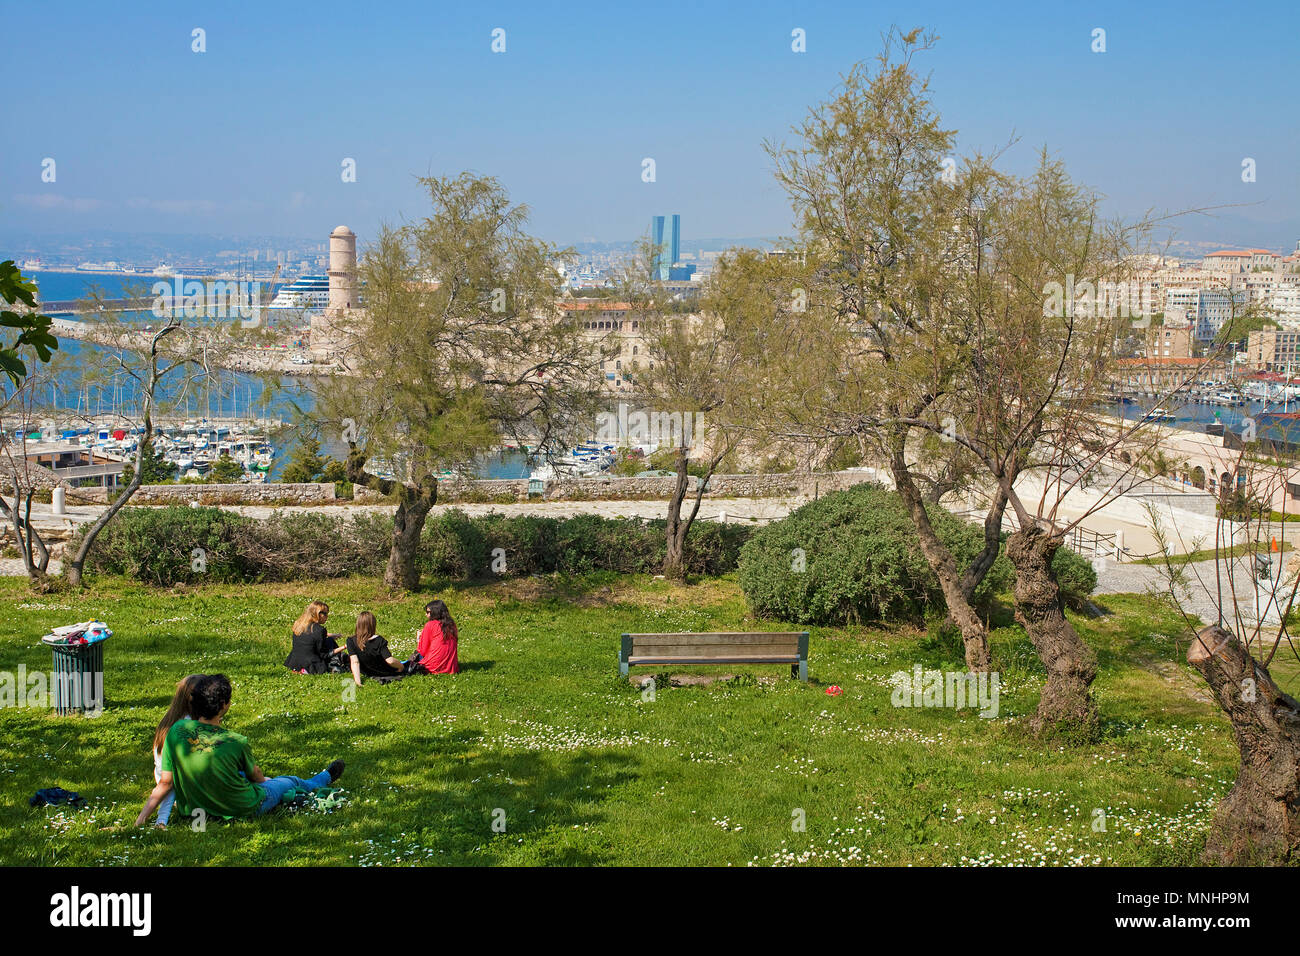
left=624, top=632, right=805, bottom=659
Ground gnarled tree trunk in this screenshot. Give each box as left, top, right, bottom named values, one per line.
left=347, top=444, right=437, bottom=591
left=1006, top=524, right=1098, bottom=735
left=385, top=487, right=436, bottom=590
left=1188, top=623, right=1300, bottom=864
left=890, top=447, right=992, bottom=672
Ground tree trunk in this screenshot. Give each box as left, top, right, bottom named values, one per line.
left=1188, top=623, right=1300, bottom=864
left=959, top=484, right=1009, bottom=606
left=1, top=481, right=51, bottom=585
left=66, top=456, right=146, bottom=589
left=345, top=444, right=437, bottom=591
left=384, top=488, right=436, bottom=590
left=890, top=448, right=992, bottom=672
left=66, top=326, right=177, bottom=588
left=662, top=447, right=691, bottom=580
left=1006, top=524, right=1098, bottom=736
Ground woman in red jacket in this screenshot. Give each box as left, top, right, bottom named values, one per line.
left=413, top=599, right=459, bottom=674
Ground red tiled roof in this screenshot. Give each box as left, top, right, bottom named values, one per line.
left=560, top=301, right=634, bottom=311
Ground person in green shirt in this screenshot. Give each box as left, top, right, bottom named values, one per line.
left=135, top=674, right=344, bottom=825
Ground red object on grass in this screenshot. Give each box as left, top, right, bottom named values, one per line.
left=826, top=685, right=843, bottom=696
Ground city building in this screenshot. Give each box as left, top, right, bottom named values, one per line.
left=1164, top=287, right=1239, bottom=342
left=1272, top=286, right=1300, bottom=328
left=650, top=214, right=680, bottom=280
left=1200, top=248, right=1284, bottom=272
left=1246, top=329, right=1300, bottom=373
left=561, top=300, right=650, bottom=391
left=1144, top=320, right=1194, bottom=359
left=1111, top=356, right=1225, bottom=393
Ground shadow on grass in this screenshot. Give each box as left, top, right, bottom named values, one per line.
left=243, top=728, right=643, bottom=866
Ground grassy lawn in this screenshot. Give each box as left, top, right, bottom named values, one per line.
left=1130, top=540, right=1293, bottom=567
left=0, top=573, right=1239, bottom=866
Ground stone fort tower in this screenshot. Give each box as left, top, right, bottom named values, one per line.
left=311, top=225, right=358, bottom=360
left=327, top=225, right=357, bottom=311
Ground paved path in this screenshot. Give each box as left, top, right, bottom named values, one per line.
left=1094, top=554, right=1293, bottom=632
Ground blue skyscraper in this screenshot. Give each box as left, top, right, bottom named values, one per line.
left=650, top=214, right=680, bottom=280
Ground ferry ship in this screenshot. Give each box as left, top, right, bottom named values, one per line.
left=268, top=275, right=330, bottom=311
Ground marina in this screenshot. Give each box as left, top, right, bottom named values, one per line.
left=8, top=416, right=287, bottom=486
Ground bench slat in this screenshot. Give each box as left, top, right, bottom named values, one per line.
left=629, top=655, right=799, bottom=665
left=630, top=645, right=799, bottom=658
left=628, top=632, right=802, bottom=645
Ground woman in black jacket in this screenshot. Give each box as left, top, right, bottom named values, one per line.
left=284, top=600, right=347, bottom=674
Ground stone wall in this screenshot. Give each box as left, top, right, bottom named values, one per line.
left=68, top=469, right=883, bottom=507
left=357, top=469, right=881, bottom=504
left=72, top=482, right=338, bottom=505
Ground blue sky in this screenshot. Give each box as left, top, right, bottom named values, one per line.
left=3, top=0, right=1298, bottom=248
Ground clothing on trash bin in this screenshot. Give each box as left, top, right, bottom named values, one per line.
left=49, top=621, right=111, bottom=644
left=30, top=787, right=87, bottom=808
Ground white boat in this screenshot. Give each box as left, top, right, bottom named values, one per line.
left=1141, top=407, right=1175, bottom=423
left=269, top=275, right=330, bottom=311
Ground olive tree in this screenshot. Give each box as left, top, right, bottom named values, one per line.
left=314, top=172, right=604, bottom=590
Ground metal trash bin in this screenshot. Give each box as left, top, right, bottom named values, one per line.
left=40, top=634, right=107, bottom=716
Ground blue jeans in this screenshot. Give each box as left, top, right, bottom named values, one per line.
left=157, top=790, right=175, bottom=826
left=255, top=770, right=332, bottom=815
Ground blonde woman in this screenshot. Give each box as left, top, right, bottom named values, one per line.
left=283, top=600, right=347, bottom=674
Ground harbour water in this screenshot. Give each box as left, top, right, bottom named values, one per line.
left=1109, top=398, right=1300, bottom=441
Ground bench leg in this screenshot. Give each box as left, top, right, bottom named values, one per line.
left=620, top=659, right=629, bottom=677
left=795, top=660, right=807, bottom=682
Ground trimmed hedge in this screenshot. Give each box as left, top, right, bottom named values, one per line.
left=78, top=506, right=753, bottom=586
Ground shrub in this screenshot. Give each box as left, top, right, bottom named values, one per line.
left=553, top=514, right=656, bottom=575
left=1052, top=546, right=1098, bottom=609
left=737, top=483, right=1011, bottom=626
left=678, top=520, right=752, bottom=575
left=231, top=510, right=388, bottom=581
left=79, top=506, right=253, bottom=586
left=77, top=505, right=755, bottom=586
left=479, top=514, right=561, bottom=575
left=420, top=510, right=492, bottom=578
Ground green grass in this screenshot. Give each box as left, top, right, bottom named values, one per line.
left=0, top=573, right=1239, bottom=866
left=1130, top=540, right=1292, bottom=567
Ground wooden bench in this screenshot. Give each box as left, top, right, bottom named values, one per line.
left=619, top=631, right=809, bottom=681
